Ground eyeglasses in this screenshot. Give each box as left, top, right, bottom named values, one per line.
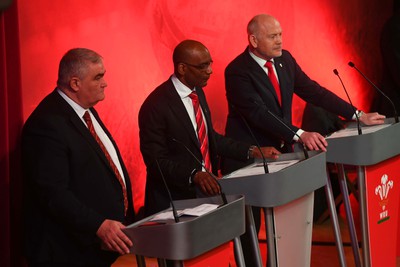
left=181, top=61, right=213, bottom=71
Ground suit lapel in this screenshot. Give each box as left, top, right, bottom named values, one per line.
left=165, top=80, right=201, bottom=149
left=89, top=108, right=132, bottom=191
left=69, top=110, right=112, bottom=169
left=274, top=57, right=288, bottom=108
left=245, top=51, right=282, bottom=108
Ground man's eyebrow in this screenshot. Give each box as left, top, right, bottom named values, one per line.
left=94, top=72, right=105, bottom=79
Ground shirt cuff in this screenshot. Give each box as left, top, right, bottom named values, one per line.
left=352, top=110, right=364, bottom=120
left=247, top=145, right=257, bottom=159
left=189, top=169, right=198, bottom=185
left=293, top=129, right=304, bottom=141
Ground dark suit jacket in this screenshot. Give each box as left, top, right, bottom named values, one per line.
left=222, top=48, right=355, bottom=173
left=139, top=78, right=250, bottom=216
left=22, top=89, right=135, bottom=266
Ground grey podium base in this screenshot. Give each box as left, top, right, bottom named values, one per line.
left=123, top=194, right=245, bottom=266
left=326, top=119, right=400, bottom=267
left=220, top=151, right=346, bottom=267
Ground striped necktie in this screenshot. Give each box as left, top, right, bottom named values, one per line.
left=189, top=92, right=211, bottom=172
left=83, top=111, right=128, bottom=216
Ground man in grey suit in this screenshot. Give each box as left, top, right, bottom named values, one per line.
left=22, top=48, right=135, bottom=267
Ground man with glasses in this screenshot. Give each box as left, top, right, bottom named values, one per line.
left=138, top=39, right=280, bottom=216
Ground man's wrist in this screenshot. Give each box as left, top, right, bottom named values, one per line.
left=354, top=110, right=365, bottom=120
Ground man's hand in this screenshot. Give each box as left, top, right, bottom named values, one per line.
left=97, top=219, right=133, bottom=255
left=359, top=112, right=386, bottom=125
left=252, top=146, right=281, bottom=159
left=193, top=171, right=221, bottom=196
left=300, top=131, right=328, bottom=151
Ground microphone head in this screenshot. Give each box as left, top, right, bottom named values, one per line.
left=333, top=69, right=339, bottom=75
left=348, top=61, right=355, bottom=68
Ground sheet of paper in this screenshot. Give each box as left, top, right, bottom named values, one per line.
left=149, top=203, right=219, bottom=221
left=223, top=159, right=300, bottom=178
left=181, top=203, right=219, bottom=216
left=326, top=124, right=391, bottom=139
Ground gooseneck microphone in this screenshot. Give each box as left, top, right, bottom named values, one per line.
left=171, top=138, right=228, bottom=205
left=230, top=104, right=269, bottom=174
left=348, top=61, right=399, bottom=123
left=266, top=110, right=309, bottom=159
left=333, top=69, right=362, bottom=135
left=155, top=159, right=179, bottom=222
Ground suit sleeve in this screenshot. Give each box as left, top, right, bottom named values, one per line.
left=284, top=52, right=355, bottom=120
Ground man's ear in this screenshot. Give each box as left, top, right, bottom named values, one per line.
left=249, top=34, right=258, bottom=48
left=177, top=63, right=186, bottom=76
left=69, top=77, right=80, bottom=92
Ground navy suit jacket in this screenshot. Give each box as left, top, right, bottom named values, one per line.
left=222, top=48, right=355, bottom=173
left=22, top=89, right=134, bottom=266
left=139, top=78, right=250, bottom=216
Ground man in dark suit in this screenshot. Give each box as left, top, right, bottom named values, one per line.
left=223, top=13, right=386, bottom=172
left=139, top=39, right=280, bottom=216
left=22, top=48, right=135, bottom=267
left=222, top=14, right=385, bottom=266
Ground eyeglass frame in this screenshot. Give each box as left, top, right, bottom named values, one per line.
left=180, top=60, right=213, bottom=71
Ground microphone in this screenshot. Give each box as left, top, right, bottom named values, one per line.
left=155, top=159, right=180, bottom=222
left=348, top=61, right=399, bottom=123
left=171, top=138, right=228, bottom=205
left=266, top=109, right=309, bottom=159
left=333, top=69, right=362, bottom=135
left=229, top=104, right=269, bottom=174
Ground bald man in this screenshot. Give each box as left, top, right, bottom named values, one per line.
left=223, top=14, right=384, bottom=171
left=222, top=14, right=385, bottom=266
left=139, top=39, right=280, bottom=216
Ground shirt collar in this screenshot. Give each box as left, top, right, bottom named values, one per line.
left=171, top=74, right=195, bottom=99
left=57, top=88, right=89, bottom=118
left=248, top=49, right=275, bottom=69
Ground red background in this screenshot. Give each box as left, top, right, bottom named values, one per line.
left=0, top=0, right=394, bottom=266
left=17, top=0, right=392, bottom=211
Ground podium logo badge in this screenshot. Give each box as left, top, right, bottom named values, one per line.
left=375, top=174, right=394, bottom=224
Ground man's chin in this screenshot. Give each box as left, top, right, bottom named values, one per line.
left=200, top=81, right=208, bottom=87
left=274, top=50, right=282, bottom=57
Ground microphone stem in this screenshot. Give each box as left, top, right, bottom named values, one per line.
left=231, top=104, right=269, bottom=174
left=266, top=110, right=309, bottom=159
left=155, top=159, right=179, bottom=222
left=350, top=63, right=399, bottom=123
left=334, top=70, right=362, bottom=135
left=172, top=138, right=228, bottom=205
left=356, top=67, right=400, bottom=123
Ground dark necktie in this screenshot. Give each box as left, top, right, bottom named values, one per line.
left=189, top=92, right=211, bottom=172
left=265, top=60, right=282, bottom=106
left=83, top=111, right=128, bottom=216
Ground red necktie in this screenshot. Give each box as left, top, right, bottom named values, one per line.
left=265, top=60, right=282, bottom=106
left=189, top=92, right=211, bottom=172
left=83, top=111, right=128, bottom=216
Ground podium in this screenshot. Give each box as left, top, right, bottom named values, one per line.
left=219, top=151, right=346, bottom=267
left=326, top=119, right=400, bottom=267
left=123, top=194, right=245, bottom=267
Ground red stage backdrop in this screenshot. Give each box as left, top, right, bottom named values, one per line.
left=16, top=0, right=392, bottom=211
